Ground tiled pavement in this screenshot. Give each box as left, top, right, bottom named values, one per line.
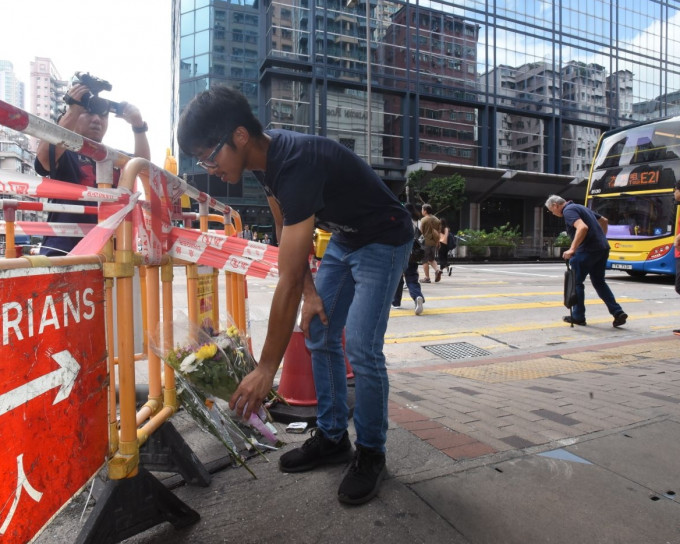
left=388, top=335, right=680, bottom=458
left=36, top=334, right=680, bottom=544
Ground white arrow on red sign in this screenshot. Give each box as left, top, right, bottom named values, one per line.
left=0, top=350, right=80, bottom=416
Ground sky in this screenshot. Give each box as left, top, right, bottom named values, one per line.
left=3, top=0, right=678, bottom=164
left=2, top=0, right=173, bottom=167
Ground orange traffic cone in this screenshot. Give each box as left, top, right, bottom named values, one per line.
left=277, top=327, right=317, bottom=406
left=271, top=326, right=357, bottom=425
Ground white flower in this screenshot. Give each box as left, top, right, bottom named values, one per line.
left=180, top=352, right=199, bottom=373
left=215, top=336, right=230, bottom=350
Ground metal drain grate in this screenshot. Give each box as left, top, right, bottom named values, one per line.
left=423, top=342, right=491, bottom=360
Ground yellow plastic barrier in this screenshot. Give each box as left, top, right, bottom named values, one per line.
left=0, top=99, right=276, bottom=542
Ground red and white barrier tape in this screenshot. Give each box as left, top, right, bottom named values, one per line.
left=70, top=192, right=140, bottom=256
left=0, top=200, right=98, bottom=215
left=0, top=171, right=122, bottom=202
left=166, top=227, right=279, bottom=279
left=0, top=221, right=94, bottom=238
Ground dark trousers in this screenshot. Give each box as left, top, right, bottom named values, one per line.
left=569, top=249, right=623, bottom=320
left=675, top=256, right=680, bottom=295
left=437, top=243, right=449, bottom=269
left=392, top=261, right=424, bottom=306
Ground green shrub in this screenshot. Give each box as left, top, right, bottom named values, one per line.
left=458, top=223, right=521, bottom=247
left=457, top=228, right=488, bottom=246
left=485, top=223, right=521, bottom=247
left=554, top=232, right=571, bottom=247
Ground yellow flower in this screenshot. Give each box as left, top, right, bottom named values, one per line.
left=227, top=326, right=240, bottom=338
left=195, top=343, right=218, bottom=360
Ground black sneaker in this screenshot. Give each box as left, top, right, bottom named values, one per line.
left=613, top=312, right=628, bottom=328
left=279, top=428, right=353, bottom=473
left=337, top=445, right=386, bottom=505
left=563, top=315, right=586, bottom=326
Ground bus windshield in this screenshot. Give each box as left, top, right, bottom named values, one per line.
left=589, top=194, right=676, bottom=239
left=589, top=118, right=680, bottom=195
left=594, top=118, right=680, bottom=170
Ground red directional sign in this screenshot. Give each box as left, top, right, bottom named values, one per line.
left=0, top=266, right=108, bottom=543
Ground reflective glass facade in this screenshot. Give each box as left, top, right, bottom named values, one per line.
left=177, top=0, right=269, bottom=228
left=177, top=0, right=680, bottom=237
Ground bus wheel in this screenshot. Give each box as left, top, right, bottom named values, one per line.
left=626, top=270, right=647, bottom=278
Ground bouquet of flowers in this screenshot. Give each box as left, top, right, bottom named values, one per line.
left=165, top=323, right=257, bottom=402
left=150, top=318, right=283, bottom=476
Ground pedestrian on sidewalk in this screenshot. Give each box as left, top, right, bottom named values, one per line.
left=178, top=85, right=413, bottom=505
left=392, top=203, right=425, bottom=315
left=420, top=203, right=442, bottom=283
left=545, top=194, right=628, bottom=327
left=242, top=224, right=253, bottom=240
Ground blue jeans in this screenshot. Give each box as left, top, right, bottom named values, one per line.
left=306, top=237, right=411, bottom=452
left=569, top=249, right=623, bottom=321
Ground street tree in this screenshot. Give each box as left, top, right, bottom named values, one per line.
left=407, top=169, right=467, bottom=216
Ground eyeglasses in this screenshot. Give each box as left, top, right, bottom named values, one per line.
left=196, top=134, right=229, bottom=170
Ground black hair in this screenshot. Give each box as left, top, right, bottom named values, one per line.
left=422, top=203, right=433, bottom=214
left=404, top=203, right=420, bottom=221
left=177, top=84, right=264, bottom=156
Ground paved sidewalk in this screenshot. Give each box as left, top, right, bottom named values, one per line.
left=35, top=334, right=680, bottom=543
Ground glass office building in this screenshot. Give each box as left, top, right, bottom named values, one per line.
left=175, top=0, right=680, bottom=247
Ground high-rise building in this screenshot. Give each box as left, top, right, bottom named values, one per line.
left=0, top=60, right=33, bottom=175
left=0, top=60, right=44, bottom=236
left=0, top=60, right=25, bottom=109
left=30, top=57, right=68, bottom=126
left=174, top=0, right=680, bottom=247
left=28, top=57, right=67, bottom=156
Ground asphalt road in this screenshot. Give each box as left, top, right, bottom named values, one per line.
left=238, top=262, right=680, bottom=368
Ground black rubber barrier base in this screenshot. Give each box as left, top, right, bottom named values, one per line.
left=139, top=421, right=211, bottom=487
left=268, top=402, right=319, bottom=425
left=269, top=384, right=355, bottom=425
left=75, top=421, right=208, bottom=543
left=75, top=466, right=200, bottom=544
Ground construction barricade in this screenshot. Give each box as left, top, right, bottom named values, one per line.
left=0, top=99, right=278, bottom=543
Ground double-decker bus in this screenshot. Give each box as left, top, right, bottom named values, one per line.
left=585, top=116, right=680, bottom=278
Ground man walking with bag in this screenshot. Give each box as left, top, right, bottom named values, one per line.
left=545, top=195, right=628, bottom=327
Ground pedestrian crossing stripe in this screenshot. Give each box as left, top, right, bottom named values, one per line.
left=389, top=297, right=641, bottom=317
left=385, top=310, right=680, bottom=343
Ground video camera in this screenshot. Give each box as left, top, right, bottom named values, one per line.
left=64, top=72, right=125, bottom=117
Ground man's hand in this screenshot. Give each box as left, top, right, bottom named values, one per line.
left=563, top=248, right=575, bottom=260
left=118, top=102, right=144, bottom=129
left=63, top=84, right=90, bottom=113
left=228, top=364, right=277, bottom=420
left=675, top=233, right=680, bottom=248
left=119, top=102, right=151, bottom=160
left=300, top=290, right=328, bottom=339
